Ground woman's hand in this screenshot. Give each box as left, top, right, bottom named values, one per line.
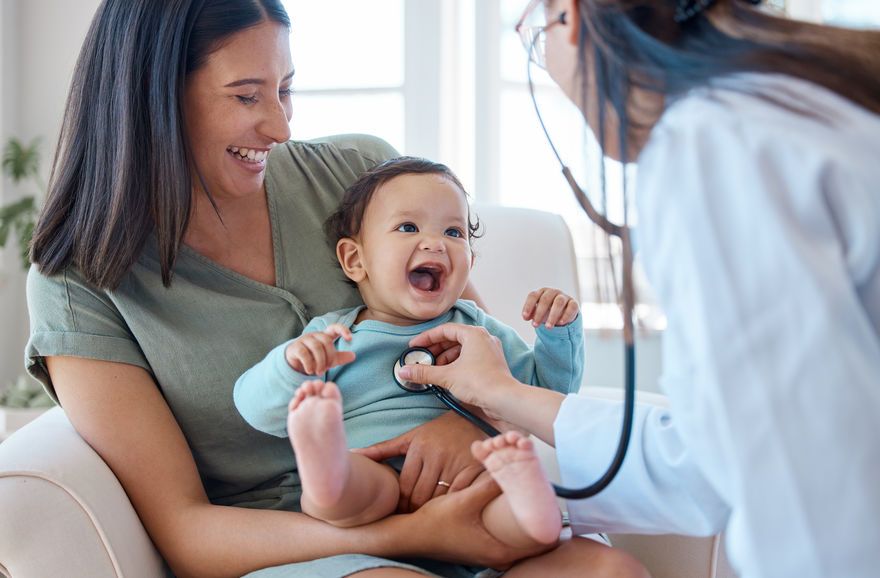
left=353, top=411, right=487, bottom=512
left=397, top=474, right=554, bottom=566
left=399, top=323, right=520, bottom=409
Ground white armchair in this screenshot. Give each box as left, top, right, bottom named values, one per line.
left=0, top=203, right=736, bottom=578
left=0, top=407, right=165, bottom=577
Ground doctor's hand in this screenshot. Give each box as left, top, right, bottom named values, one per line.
left=400, top=323, right=521, bottom=410
left=522, top=287, right=580, bottom=328
left=285, top=324, right=356, bottom=375
left=353, top=411, right=487, bottom=513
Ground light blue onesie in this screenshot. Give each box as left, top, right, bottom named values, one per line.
left=234, top=299, right=583, bottom=450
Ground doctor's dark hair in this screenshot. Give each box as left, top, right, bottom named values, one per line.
left=572, top=0, right=880, bottom=164
left=325, top=156, right=482, bottom=249
left=30, top=0, right=290, bottom=290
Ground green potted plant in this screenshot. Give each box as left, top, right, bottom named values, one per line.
left=0, top=137, right=52, bottom=438
left=0, top=137, right=41, bottom=269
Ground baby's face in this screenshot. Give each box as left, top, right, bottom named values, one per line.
left=354, top=173, right=473, bottom=325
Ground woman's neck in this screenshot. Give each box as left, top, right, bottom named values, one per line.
left=182, top=186, right=276, bottom=285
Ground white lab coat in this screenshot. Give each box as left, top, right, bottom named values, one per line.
left=555, top=74, right=880, bottom=578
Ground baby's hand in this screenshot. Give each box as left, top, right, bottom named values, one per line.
left=522, top=287, right=580, bottom=328
left=285, top=324, right=356, bottom=375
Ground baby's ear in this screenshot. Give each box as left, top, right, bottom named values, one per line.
left=336, top=237, right=366, bottom=283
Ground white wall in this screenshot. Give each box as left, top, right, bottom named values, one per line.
left=0, top=0, right=100, bottom=388
left=0, top=0, right=25, bottom=389
left=787, top=0, right=823, bottom=21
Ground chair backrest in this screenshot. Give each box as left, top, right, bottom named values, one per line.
left=469, top=203, right=580, bottom=344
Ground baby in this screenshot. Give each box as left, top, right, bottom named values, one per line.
left=234, top=157, right=583, bottom=548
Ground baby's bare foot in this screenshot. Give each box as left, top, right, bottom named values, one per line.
left=472, top=431, right=561, bottom=544
left=287, top=380, right=349, bottom=509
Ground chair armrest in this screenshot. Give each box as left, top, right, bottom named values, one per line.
left=0, top=407, right=165, bottom=578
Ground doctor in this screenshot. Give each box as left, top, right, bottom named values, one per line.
left=393, top=1, right=880, bottom=577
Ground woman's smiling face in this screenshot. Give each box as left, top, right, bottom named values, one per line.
left=183, top=20, right=294, bottom=200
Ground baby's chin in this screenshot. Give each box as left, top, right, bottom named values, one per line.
left=399, top=292, right=460, bottom=322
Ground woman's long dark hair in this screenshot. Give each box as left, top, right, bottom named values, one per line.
left=578, top=0, right=880, bottom=163
left=30, top=0, right=290, bottom=289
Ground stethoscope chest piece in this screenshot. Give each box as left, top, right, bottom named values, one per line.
left=392, top=347, right=435, bottom=393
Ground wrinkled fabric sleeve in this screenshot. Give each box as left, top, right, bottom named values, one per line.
left=634, top=101, right=880, bottom=577
left=479, top=309, right=583, bottom=395
left=233, top=316, right=328, bottom=438
left=555, top=394, right=729, bottom=536
left=25, top=266, right=151, bottom=403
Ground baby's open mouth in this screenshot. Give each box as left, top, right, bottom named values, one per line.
left=408, top=264, right=445, bottom=292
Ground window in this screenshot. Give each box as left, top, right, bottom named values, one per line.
left=283, top=0, right=406, bottom=150
left=282, top=0, right=639, bottom=327
left=280, top=0, right=877, bottom=331
left=787, top=0, right=880, bottom=26
left=823, top=1, right=880, bottom=27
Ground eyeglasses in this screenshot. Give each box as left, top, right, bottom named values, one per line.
left=516, top=1, right=637, bottom=502
left=515, top=0, right=566, bottom=69
left=517, top=0, right=636, bottom=351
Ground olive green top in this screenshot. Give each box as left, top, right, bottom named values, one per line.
left=24, top=134, right=397, bottom=509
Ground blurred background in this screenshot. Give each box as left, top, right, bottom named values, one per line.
left=1, top=0, right=878, bottom=400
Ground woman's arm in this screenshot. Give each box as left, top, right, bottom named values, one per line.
left=48, top=356, right=540, bottom=577
left=461, top=280, right=488, bottom=311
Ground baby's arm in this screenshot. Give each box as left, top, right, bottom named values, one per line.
left=233, top=318, right=353, bottom=437
left=481, top=288, right=583, bottom=395
left=526, top=288, right=584, bottom=394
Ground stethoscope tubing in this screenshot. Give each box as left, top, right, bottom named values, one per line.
left=430, top=386, right=501, bottom=438
left=394, top=345, right=636, bottom=499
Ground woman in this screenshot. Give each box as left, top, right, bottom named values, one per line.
left=387, top=1, right=880, bottom=577
left=24, top=1, right=648, bottom=577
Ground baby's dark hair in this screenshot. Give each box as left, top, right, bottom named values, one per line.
left=325, top=156, right=482, bottom=249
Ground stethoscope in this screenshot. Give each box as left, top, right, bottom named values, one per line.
left=389, top=11, right=637, bottom=500
left=393, top=347, right=502, bottom=438
left=393, top=341, right=635, bottom=500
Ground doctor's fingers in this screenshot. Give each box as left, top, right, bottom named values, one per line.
left=408, top=322, right=490, bottom=349
left=435, top=344, right=462, bottom=366
left=399, top=362, right=447, bottom=389
left=423, top=340, right=460, bottom=363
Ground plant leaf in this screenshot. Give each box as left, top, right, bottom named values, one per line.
left=0, top=196, right=36, bottom=220
left=2, top=137, right=41, bottom=184
left=0, top=197, right=36, bottom=248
